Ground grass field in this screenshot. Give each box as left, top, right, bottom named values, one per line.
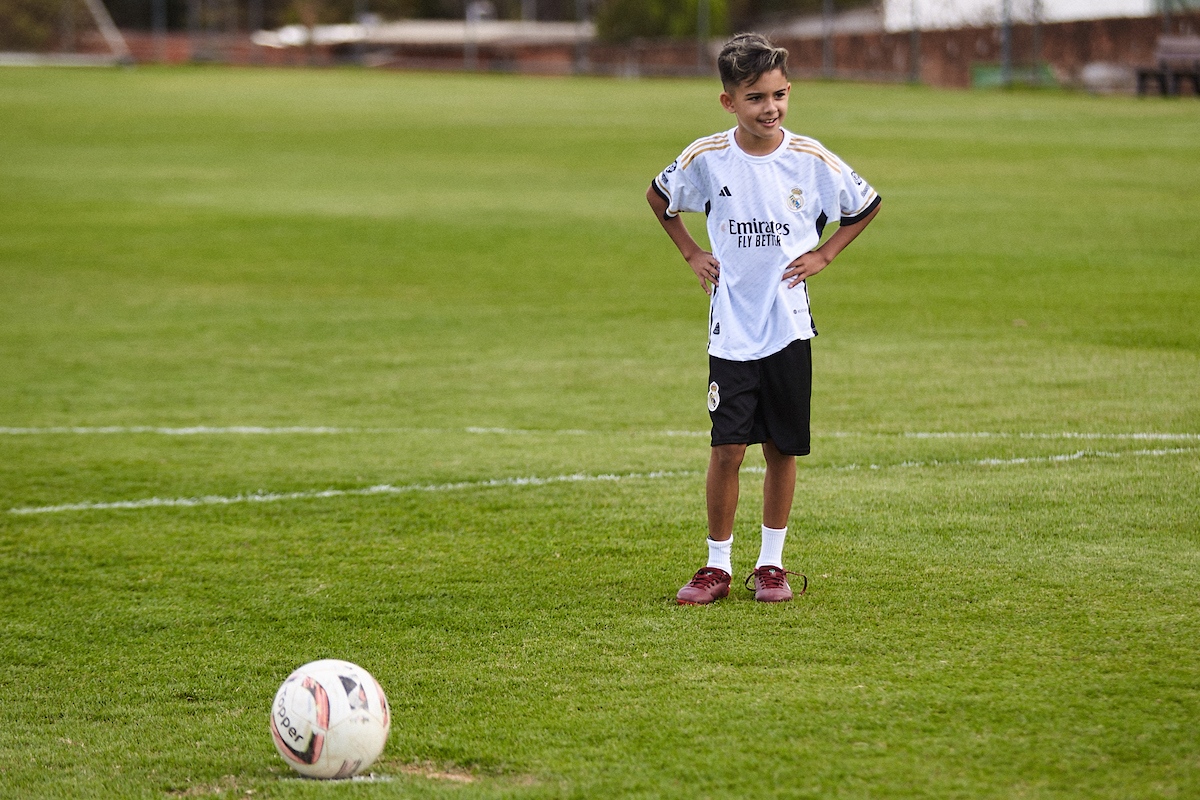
left=1, top=66, right=1198, bottom=799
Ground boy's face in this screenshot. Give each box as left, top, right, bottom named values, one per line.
left=720, top=68, right=791, bottom=151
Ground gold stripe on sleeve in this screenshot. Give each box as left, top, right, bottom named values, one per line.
left=846, top=188, right=879, bottom=216
left=680, top=141, right=731, bottom=169
left=787, top=141, right=841, bottom=172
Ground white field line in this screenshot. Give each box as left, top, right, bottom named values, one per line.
left=1, top=426, right=1197, bottom=441
left=7, top=448, right=1196, bottom=517
left=900, top=431, right=1200, bottom=442
left=836, top=447, right=1196, bottom=471
left=8, top=470, right=700, bottom=515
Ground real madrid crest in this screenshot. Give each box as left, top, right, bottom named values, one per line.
left=707, top=381, right=721, bottom=412
left=787, top=187, right=804, bottom=213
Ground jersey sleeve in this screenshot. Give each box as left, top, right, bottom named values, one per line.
left=835, top=157, right=881, bottom=225
left=651, top=153, right=709, bottom=218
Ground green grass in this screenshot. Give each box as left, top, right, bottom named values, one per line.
left=1, top=66, right=1198, bottom=799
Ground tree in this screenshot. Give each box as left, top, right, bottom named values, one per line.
left=594, top=0, right=730, bottom=41
left=0, top=0, right=63, bottom=49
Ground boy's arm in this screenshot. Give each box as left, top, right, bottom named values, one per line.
left=782, top=201, right=881, bottom=289
left=646, top=183, right=721, bottom=296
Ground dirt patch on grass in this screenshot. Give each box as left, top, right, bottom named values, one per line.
left=166, top=774, right=249, bottom=796
left=379, top=759, right=543, bottom=787
left=394, top=761, right=478, bottom=783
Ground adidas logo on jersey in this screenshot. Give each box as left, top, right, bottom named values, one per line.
left=712, top=322, right=720, bottom=335
left=718, top=186, right=732, bottom=197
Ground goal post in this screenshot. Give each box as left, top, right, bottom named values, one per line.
left=79, top=0, right=132, bottom=61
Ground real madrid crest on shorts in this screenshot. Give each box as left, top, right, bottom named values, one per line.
left=787, top=187, right=804, bottom=212
left=707, top=381, right=721, bottom=412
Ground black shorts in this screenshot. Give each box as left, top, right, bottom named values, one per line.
left=707, top=338, right=812, bottom=456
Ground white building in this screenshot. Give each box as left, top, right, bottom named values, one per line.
left=883, top=0, right=1159, bottom=32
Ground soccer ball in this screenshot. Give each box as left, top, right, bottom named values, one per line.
left=269, top=659, right=390, bottom=779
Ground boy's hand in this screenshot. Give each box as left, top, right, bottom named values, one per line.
left=781, top=202, right=880, bottom=288
left=686, top=251, right=721, bottom=295
left=782, top=249, right=831, bottom=288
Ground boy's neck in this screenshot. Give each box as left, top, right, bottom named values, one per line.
left=733, top=126, right=784, bottom=156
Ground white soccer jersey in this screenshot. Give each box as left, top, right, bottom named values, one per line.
left=653, top=127, right=879, bottom=361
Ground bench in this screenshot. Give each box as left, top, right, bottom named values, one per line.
left=1137, top=35, right=1200, bottom=96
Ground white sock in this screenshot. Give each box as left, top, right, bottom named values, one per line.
left=706, top=536, right=733, bottom=575
left=756, top=525, right=787, bottom=569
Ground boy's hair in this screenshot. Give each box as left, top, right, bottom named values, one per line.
left=717, top=33, right=789, bottom=90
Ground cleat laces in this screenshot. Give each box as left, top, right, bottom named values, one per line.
left=687, top=567, right=728, bottom=589
left=745, top=566, right=808, bottom=596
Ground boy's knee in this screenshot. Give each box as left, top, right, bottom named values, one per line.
left=710, top=443, right=747, bottom=471
left=762, top=440, right=796, bottom=467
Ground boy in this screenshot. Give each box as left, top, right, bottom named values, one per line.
left=646, top=32, right=880, bottom=604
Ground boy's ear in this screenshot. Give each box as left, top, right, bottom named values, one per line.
left=719, top=90, right=736, bottom=113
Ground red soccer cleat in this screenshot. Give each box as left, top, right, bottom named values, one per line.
left=745, top=565, right=807, bottom=602
left=676, top=567, right=732, bottom=605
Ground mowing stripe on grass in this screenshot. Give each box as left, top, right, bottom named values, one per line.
left=0, top=425, right=669, bottom=436
left=8, top=448, right=1195, bottom=516
left=0, top=425, right=384, bottom=435
left=1, top=426, right=1196, bottom=440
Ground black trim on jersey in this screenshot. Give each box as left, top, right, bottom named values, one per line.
left=704, top=200, right=712, bottom=217
left=839, top=194, right=882, bottom=226
left=802, top=281, right=818, bottom=337
left=650, top=180, right=674, bottom=220
left=815, top=211, right=828, bottom=239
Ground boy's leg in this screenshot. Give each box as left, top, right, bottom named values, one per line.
left=680, top=351, right=758, bottom=605
left=757, top=438, right=795, bottom=570
left=746, top=339, right=809, bottom=600
left=748, top=439, right=801, bottom=602
left=676, top=443, right=746, bottom=605
left=707, top=443, right=747, bottom=541
left=761, top=439, right=796, bottom=530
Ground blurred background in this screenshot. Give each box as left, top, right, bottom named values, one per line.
left=2, top=0, right=1199, bottom=90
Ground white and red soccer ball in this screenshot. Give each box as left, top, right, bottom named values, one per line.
left=270, top=659, right=390, bottom=779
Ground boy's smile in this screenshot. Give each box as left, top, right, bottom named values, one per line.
left=720, top=68, right=791, bottom=155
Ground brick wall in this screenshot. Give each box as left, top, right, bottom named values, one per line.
left=774, top=15, right=1194, bottom=88
left=97, top=13, right=1200, bottom=89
